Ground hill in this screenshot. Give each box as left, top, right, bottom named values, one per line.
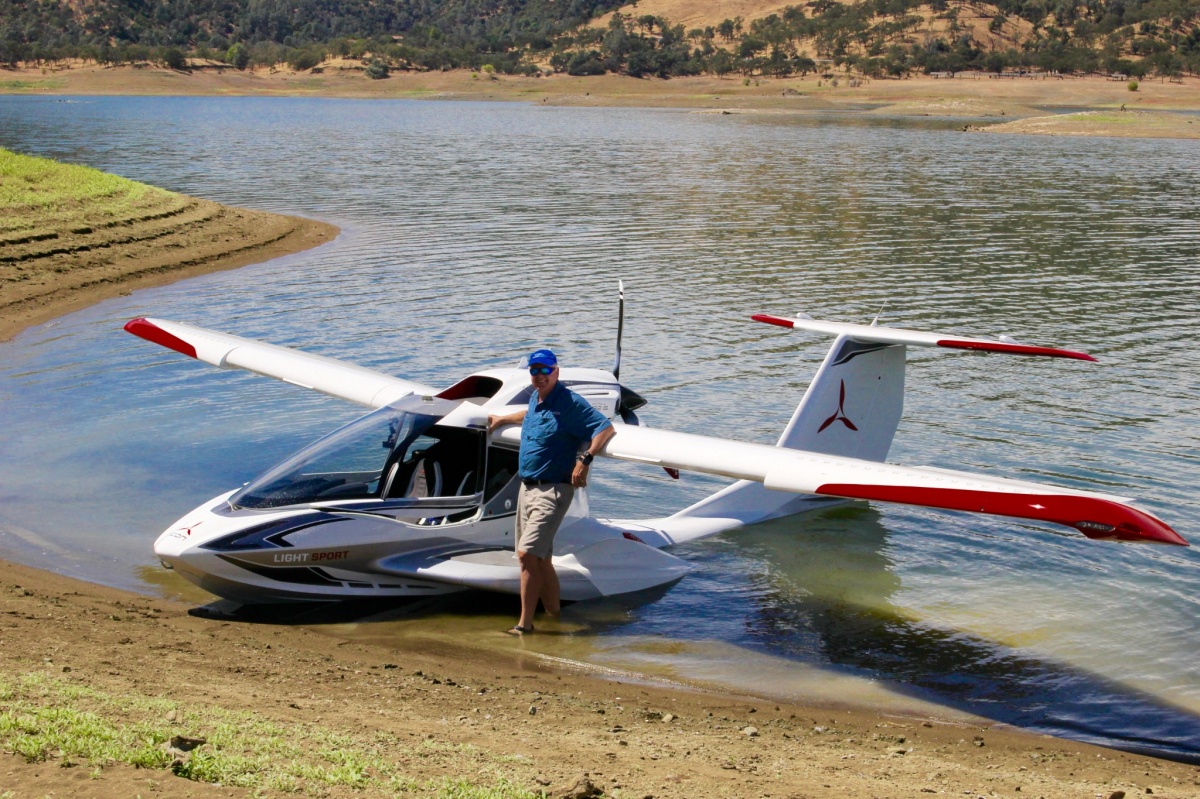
left=1, top=0, right=1197, bottom=78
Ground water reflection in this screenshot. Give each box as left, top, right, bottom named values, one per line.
left=728, top=509, right=1200, bottom=760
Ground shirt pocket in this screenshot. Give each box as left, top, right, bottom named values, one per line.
left=528, top=413, right=559, bottom=444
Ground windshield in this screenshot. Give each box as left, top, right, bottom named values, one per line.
left=231, top=403, right=448, bottom=509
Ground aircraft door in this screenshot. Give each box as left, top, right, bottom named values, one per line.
left=480, top=444, right=520, bottom=519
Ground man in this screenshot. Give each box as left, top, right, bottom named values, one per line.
left=487, top=349, right=615, bottom=635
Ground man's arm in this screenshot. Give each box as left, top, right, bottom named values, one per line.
left=487, top=410, right=527, bottom=432
left=571, top=423, right=616, bottom=487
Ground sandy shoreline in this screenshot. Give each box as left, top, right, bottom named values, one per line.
left=4, top=557, right=1199, bottom=799
left=0, top=196, right=337, bottom=343
left=4, top=62, right=1200, bottom=139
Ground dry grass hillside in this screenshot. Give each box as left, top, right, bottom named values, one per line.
left=596, top=0, right=798, bottom=29
left=594, top=0, right=1047, bottom=58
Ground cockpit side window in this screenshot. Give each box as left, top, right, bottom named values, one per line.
left=383, top=426, right=485, bottom=501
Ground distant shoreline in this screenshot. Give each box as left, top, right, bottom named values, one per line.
left=4, top=62, right=1200, bottom=139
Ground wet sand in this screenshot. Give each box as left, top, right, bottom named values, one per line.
left=4, top=558, right=1199, bottom=798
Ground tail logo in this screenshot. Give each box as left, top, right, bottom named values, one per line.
left=818, top=380, right=859, bottom=433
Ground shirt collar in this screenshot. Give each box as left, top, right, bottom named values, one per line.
left=536, top=381, right=565, bottom=405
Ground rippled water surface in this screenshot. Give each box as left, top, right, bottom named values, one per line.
left=2, top=96, right=1199, bottom=758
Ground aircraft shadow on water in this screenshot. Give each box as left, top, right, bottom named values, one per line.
left=681, top=507, right=1200, bottom=764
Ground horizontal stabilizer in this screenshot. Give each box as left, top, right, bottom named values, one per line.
left=125, top=317, right=436, bottom=408
left=752, top=314, right=1096, bottom=361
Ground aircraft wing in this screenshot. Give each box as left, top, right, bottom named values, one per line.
left=125, top=317, right=437, bottom=408
left=492, top=424, right=1185, bottom=546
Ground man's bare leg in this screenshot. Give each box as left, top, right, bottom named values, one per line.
left=516, top=550, right=541, bottom=631
left=539, top=557, right=560, bottom=617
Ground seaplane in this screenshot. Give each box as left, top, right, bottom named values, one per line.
left=124, top=290, right=1187, bottom=605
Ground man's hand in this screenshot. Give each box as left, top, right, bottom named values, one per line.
left=571, top=426, right=615, bottom=487
left=487, top=411, right=526, bottom=432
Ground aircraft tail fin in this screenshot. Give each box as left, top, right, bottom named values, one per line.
left=668, top=330, right=906, bottom=530
left=775, top=334, right=906, bottom=461
left=754, top=310, right=1096, bottom=459
left=667, top=314, right=1096, bottom=535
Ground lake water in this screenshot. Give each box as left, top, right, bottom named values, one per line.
left=2, top=95, right=1199, bottom=759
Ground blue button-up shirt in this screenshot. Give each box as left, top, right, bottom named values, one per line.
left=519, top=383, right=612, bottom=483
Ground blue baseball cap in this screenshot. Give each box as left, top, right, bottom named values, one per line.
left=528, top=349, right=557, bottom=367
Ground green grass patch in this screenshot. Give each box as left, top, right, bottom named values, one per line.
left=0, top=147, right=157, bottom=211
left=0, top=670, right=546, bottom=797
left=1066, top=112, right=1134, bottom=125
left=0, top=79, right=65, bottom=91
left=0, top=147, right=187, bottom=237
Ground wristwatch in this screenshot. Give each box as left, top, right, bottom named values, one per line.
left=577, top=452, right=594, bottom=466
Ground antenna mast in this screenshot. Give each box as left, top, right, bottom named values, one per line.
left=613, top=280, right=625, bottom=380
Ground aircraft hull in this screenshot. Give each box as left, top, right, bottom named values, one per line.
left=154, top=491, right=697, bottom=604
left=155, top=492, right=505, bottom=603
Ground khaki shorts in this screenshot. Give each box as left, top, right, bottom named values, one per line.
left=515, top=482, right=575, bottom=559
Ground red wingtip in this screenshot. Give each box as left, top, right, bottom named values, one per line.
left=124, top=318, right=197, bottom=359
left=815, top=484, right=1187, bottom=546
left=751, top=313, right=795, bottom=329
left=937, top=339, right=1097, bottom=362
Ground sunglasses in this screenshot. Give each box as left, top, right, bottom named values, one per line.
left=529, top=366, right=554, bottom=376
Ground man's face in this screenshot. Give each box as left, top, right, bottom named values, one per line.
left=530, top=364, right=558, bottom=395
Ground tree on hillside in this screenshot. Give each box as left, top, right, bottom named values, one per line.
left=226, top=43, right=249, bottom=69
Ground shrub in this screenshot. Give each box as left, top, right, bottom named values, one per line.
left=226, top=43, right=249, bottom=70
left=365, top=58, right=389, bottom=79
left=566, top=51, right=606, bottom=75
left=289, top=49, right=323, bottom=71
left=161, top=47, right=187, bottom=71
left=1128, top=79, right=1139, bottom=91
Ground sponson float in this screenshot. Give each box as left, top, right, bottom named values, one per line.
left=124, top=294, right=1186, bottom=605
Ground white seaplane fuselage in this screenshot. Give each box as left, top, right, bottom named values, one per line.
left=153, top=366, right=714, bottom=603
left=128, top=313, right=1186, bottom=606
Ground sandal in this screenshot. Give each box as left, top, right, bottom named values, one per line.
left=506, top=624, right=534, bottom=635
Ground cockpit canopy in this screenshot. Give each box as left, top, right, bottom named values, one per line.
left=230, top=395, right=503, bottom=511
